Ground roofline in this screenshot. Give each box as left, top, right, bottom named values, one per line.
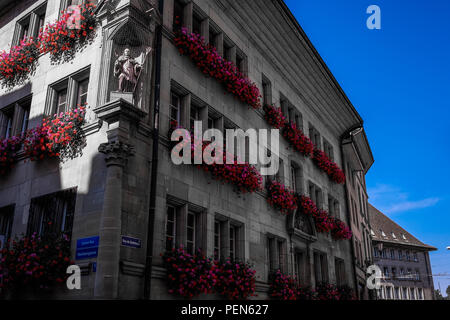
left=372, top=238, right=438, bottom=252
left=277, top=0, right=363, bottom=126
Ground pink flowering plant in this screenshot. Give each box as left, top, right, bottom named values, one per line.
left=267, top=180, right=298, bottom=214
left=269, top=270, right=299, bottom=300
left=169, top=121, right=263, bottom=194
left=0, top=232, right=73, bottom=297
left=263, top=104, right=286, bottom=129
left=330, top=217, right=353, bottom=240
left=174, top=27, right=261, bottom=110
left=0, top=135, right=23, bottom=175
left=314, top=283, right=357, bottom=300
left=312, top=148, right=346, bottom=184
left=0, top=39, right=40, bottom=89
left=281, top=121, right=314, bottom=157
left=163, top=247, right=215, bottom=299
left=213, top=259, right=256, bottom=300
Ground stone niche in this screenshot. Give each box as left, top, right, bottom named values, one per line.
left=96, top=0, right=159, bottom=115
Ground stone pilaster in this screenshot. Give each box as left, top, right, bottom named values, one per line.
left=94, top=141, right=135, bottom=299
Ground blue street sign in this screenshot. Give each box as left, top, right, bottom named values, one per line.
left=76, top=236, right=99, bottom=260
left=76, top=236, right=99, bottom=249
left=75, top=247, right=98, bottom=260
left=121, top=236, right=142, bottom=249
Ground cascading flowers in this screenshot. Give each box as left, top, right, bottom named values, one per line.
left=330, top=217, right=353, bottom=240
left=0, top=232, right=73, bottom=297
left=281, top=121, right=314, bottom=157
left=269, top=270, right=299, bottom=300
left=174, top=27, right=261, bottom=110
left=0, top=38, right=40, bottom=89
left=39, top=2, right=97, bottom=64
left=213, top=259, right=256, bottom=300
left=266, top=180, right=298, bottom=214
left=23, top=107, right=86, bottom=162
left=169, top=121, right=263, bottom=194
left=312, top=148, right=346, bottom=184
left=263, top=104, right=286, bottom=129
left=0, top=3, right=97, bottom=89
left=0, top=135, right=23, bottom=175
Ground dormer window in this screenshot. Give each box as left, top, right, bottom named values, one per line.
left=370, top=229, right=375, bottom=237
left=401, top=233, right=407, bottom=240
left=391, top=232, right=397, bottom=239
left=380, top=229, right=386, bottom=237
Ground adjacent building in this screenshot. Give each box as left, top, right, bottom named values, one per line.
left=0, top=0, right=374, bottom=299
left=369, top=204, right=436, bottom=300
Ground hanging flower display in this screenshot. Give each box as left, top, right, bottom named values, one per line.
left=269, top=270, right=299, bottom=300
left=314, top=283, right=357, bottom=300
left=0, top=38, right=40, bottom=89
left=169, top=122, right=263, bottom=194
left=213, top=259, right=256, bottom=300
left=312, top=148, right=346, bottom=184
left=39, top=2, right=97, bottom=63
left=163, top=247, right=216, bottom=299
left=281, top=121, right=314, bottom=157
left=298, top=195, right=350, bottom=237
left=23, top=107, right=86, bottom=162
left=263, top=104, right=286, bottom=129
left=266, top=180, right=298, bottom=214
left=0, top=3, right=97, bottom=89
left=0, top=232, right=73, bottom=297
left=330, top=217, right=353, bottom=240
left=174, top=27, right=261, bottom=110
left=0, top=135, right=23, bottom=175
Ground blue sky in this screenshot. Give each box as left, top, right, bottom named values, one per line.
left=285, top=0, right=450, bottom=295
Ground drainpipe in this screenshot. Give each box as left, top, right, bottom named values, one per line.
left=340, top=125, right=363, bottom=299
left=143, top=0, right=164, bottom=300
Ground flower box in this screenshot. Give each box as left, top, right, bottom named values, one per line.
left=312, top=148, right=345, bottom=184
left=281, top=121, right=314, bottom=157
left=174, top=27, right=261, bottom=110
left=267, top=180, right=298, bottom=214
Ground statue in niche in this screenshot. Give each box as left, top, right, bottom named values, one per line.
left=113, top=47, right=152, bottom=93
left=295, top=213, right=313, bottom=234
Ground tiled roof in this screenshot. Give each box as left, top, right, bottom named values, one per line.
left=368, top=204, right=437, bottom=251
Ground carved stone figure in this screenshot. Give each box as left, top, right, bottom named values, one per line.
left=113, top=48, right=151, bottom=92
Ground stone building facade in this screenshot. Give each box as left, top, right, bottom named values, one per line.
left=0, top=0, right=373, bottom=299
left=341, top=130, right=374, bottom=300
left=369, top=204, right=436, bottom=300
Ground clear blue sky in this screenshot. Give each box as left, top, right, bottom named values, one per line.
left=285, top=0, right=450, bottom=295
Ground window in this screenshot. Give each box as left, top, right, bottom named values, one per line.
left=190, top=104, right=200, bottom=130
left=186, top=211, right=196, bottom=254
left=394, top=287, right=400, bottom=300
left=294, top=251, right=306, bottom=284
left=235, top=52, right=247, bottom=75
left=328, top=195, right=339, bottom=218
left=170, top=91, right=182, bottom=125
left=0, top=107, right=14, bottom=139
left=392, top=267, right=397, bottom=279
left=268, top=236, right=287, bottom=274
left=262, top=75, right=272, bottom=106
left=165, top=205, right=177, bottom=251
left=165, top=201, right=205, bottom=255
left=373, top=247, right=379, bottom=258
left=402, top=287, right=408, bottom=300
left=323, top=139, right=334, bottom=161
left=414, top=270, right=420, bottom=281
left=1, top=97, right=32, bottom=139
left=13, top=3, right=47, bottom=45
left=398, top=250, right=403, bottom=260
left=407, top=268, right=412, bottom=280
left=224, top=42, right=235, bottom=63
left=418, top=288, right=423, bottom=300
left=215, top=218, right=243, bottom=261
left=47, top=68, right=90, bottom=115
left=413, top=252, right=418, bottom=262
left=309, top=124, right=321, bottom=149
left=386, top=286, right=392, bottom=299
left=192, top=13, right=202, bottom=35
left=335, top=258, right=346, bottom=287
left=214, top=221, right=220, bottom=260
left=290, top=163, right=302, bottom=193
left=383, top=267, right=390, bottom=279
left=173, top=0, right=185, bottom=30
left=314, top=251, right=328, bottom=284
left=406, top=251, right=411, bottom=261
left=410, top=288, right=415, bottom=300
left=390, top=249, right=396, bottom=260
left=399, top=268, right=405, bottom=279
left=308, top=182, right=323, bottom=209
left=27, top=189, right=77, bottom=238
left=0, top=205, right=15, bottom=242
